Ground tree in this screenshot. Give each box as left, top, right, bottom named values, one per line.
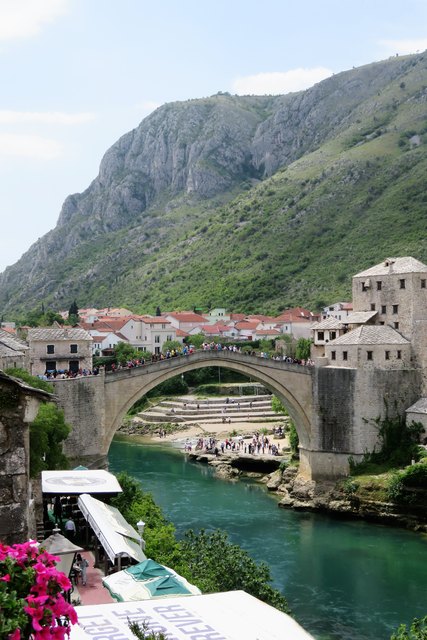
left=178, top=529, right=289, bottom=613
left=390, top=616, right=427, bottom=639
left=30, top=403, right=71, bottom=476
left=295, top=337, right=312, bottom=360
left=68, top=300, right=79, bottom=325
left=162, top=340, right=182, bottom=354
left=113, top=342, right=140, bottom=365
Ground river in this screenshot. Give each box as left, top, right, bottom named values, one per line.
left=108, top=436, right=427, bottom=640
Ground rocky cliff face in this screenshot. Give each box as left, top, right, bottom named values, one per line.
left=1, top=53, right=427, bottom=314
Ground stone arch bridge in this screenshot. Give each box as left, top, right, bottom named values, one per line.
left=52, top=350, right=419, bottom=480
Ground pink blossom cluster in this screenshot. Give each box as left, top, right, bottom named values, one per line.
left=0, top=540, right=78, bottom=640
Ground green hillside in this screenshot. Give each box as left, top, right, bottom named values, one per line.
left=1, top=53, right=427, bottom=317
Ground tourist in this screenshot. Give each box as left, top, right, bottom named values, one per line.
left=64, top=517, right=76, bottom=540
left=76, top=553, right=89, bottom=586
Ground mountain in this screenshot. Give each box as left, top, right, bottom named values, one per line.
left=1, top=53, right=427, bottom=316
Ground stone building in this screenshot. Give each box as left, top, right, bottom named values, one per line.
left=0, top=329, right=29, bottom=371
left=28, top=326, right=93, bottom=376
left=324, top=325, right=411, bottom=370
left=0, top=371, right=51, bottom=543
left=352, top=256, right=427, bottom=376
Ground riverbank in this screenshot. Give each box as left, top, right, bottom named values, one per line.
left=118, top=398, right=427, bottom=534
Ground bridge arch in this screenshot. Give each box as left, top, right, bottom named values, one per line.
left=103, top=351, right=314, bottom=455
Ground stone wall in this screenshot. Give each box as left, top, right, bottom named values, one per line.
left=0, top=372, right=50, bottom=544
left=51, top=372, right=107, bottom=467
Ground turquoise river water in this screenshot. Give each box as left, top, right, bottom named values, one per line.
left=108, top=437, right=427, bottom=640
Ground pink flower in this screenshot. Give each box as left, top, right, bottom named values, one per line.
left=1, top=573, right=11, bottom=581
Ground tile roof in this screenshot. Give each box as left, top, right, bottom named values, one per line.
left=235, top=321, right=259, bottom=330
left=0, top=329, right=29, bottom=351
left=166, top=313, right=206, bottom=323
left=354, top=257, right=427, bottom=278
left=329, top=325, right=409, bottom=346
left=28, top=327, right=93, bottom=341
left=255, top=328, right=281, bottom=335
left=176, top=329, right=188, bottom=337
left=311, top=317, right=344, bottom=330
left=0, top=343, right=25, bottom=357
left=141, top=317, right=171, bottom=325
left=344, top=311, right=377, bottom=324
left=406, top=398, right=427, bottom=415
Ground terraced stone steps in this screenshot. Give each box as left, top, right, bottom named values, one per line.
left=133, top=394, right=286, bottom=426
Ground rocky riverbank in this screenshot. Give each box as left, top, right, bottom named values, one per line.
left=186, top=450, right=427, bottom=533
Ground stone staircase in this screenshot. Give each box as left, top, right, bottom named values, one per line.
left=133, top=394, right=285, bottom=426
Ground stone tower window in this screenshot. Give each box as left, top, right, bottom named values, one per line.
left=381, top=305, right=386, bottom=314
left=421, top=279, right=426, bottom=289
left=370, top=303, right=376, bottom=311
left=397, top=350, right=402, bottom=359
left=376, top=281, right=382, bottom=291
left=399, top=279, right=406, bottom=289
left=47, top=344, right=55, bottom=354
left=392, top=304, right=398, bottom=314
left=331, top=351, right=336, bottom=360
left=367, top=351, right=373, bottom=361
left=343, top=351, right=348, bottom=361
left=385, top=351, right=390, bottom=360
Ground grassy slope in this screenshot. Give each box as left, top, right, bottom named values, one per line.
left=5, top=56, right=427, bottom=317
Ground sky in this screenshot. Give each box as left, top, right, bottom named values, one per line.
left=1, top=0, right=427, bottom=273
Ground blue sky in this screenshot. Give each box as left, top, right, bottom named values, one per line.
left=1, top=0, right=427, bottom=273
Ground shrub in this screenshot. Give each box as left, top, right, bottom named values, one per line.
left=390, top=615, right=427, bottom=639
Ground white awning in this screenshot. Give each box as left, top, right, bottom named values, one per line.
left=77, top=493, right=146, bottom=564
left=42, top=470, right=123, bottom=495
left=70, top=591, right=315, bottom=639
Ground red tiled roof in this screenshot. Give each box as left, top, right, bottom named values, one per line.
left=176, top=328, right=188, bottom=337
left=141, top=317, right=171, bottom=325
left=166, top=312, right=206, bottom=322
left=230, top=313, right=246, bottom=321
left=255, top=328, right=281, bottom=335
left=235, top=321, right=259, bottom=330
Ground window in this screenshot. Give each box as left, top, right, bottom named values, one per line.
left=331, top=351, right=336, bottom=361
left=167, top=335, right=173, bottom=342
left=155, top=335, right=160, bottom=343
left=379, top=321, right=385, bottom=325
left=376, top=281, right=382, bottom=291
left=330, top=331, right=336, bottom=340
left=47, top=344, right=55, bottom=354
left=343, top=351, right=348, bottom=361
left=385, top=351, right=390, bottom=360
left=399, top=279, right=406, bottom=289
left=70, top=344, right=78, bottom=353
left=362, top=282, right=368, bottom=292
left=162, top=324, right=166, bottom=329
left=381, top=305, right=386, bottom=314
left=421, top=279, right=426, bottom=289
left=397, top=350, right=402, bottom=360
left=317, top=331, right=324, bottom=341
left=394, top=322, right=399, bottom=330
left=392, top=304, right=398, bottom=314
left=370, top=303, right=376, bottom=311
left=367, top=351, right=373, bottom=361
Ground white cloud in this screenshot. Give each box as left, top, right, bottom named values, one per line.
left=0, top=0, right=69, bottom=41
left=379, top=38, right=427, bottom=57
left=0, top=133, right=61, bottom=159
left=232, top=67, right=333, bottom=96
left=0, top=110, right=96, bottom=125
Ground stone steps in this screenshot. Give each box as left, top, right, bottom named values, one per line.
left=134, top=394, right=288, bottom=426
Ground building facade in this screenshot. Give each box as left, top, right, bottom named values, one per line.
left=28, top=327, right=93, bottom=375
